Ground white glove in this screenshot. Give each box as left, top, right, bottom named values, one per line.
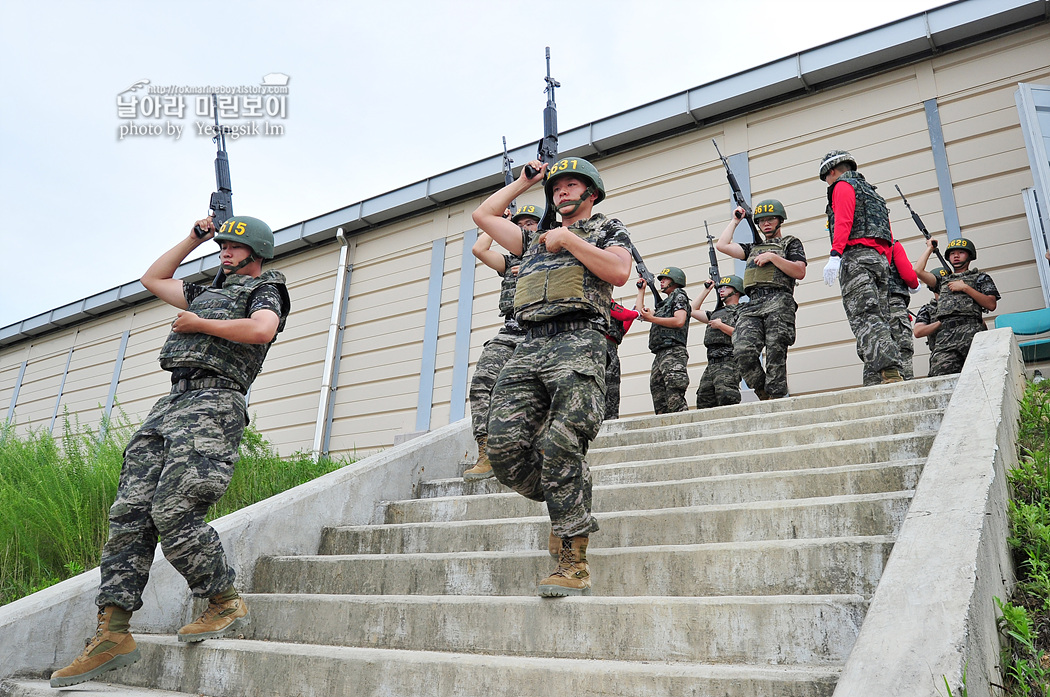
left=909, top=285, right=921, bottom=295
left=823, top=256, right=841, bottom=286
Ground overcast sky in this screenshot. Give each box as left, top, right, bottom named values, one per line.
left=0, top=0, right=952, bottom=329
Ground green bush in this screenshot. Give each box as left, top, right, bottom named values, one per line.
left=0, top=410, right=351, bottom=607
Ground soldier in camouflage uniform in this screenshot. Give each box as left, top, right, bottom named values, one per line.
left=819, top=150, right=903, bottom=384
left=913, top=267, right=950, bottom=354
left=464, top=205, right=541, bottom=481
left=716, top=199, right=807, bottom=399
left=636, top=266, right=690, bottom=414
left=472, top=156, right=632, bottom=598
left=914, top=238, right=999, bottom=376
left=692, top=275, right=745, bottom=408
left=862, top=240, right=919, bottom=385
left=51, top=216, right=290, bottom=688
left=605, top=299, right=639, bottom=419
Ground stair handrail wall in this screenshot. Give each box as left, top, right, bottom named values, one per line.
left=833, top=328, right=1023, bottom=697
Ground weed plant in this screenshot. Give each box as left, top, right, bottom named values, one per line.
left=0, top=409, right=351, bottom=607
left=1000, top=382, right=1050, bottom=696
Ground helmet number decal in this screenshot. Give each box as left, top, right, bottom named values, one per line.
left=546, top=158, right=579, bottom=178
left=755, top=204, right=776, bottom=215
left=220, top=220, right=247, bottom=236
left=947, top=239, right=966, bottom=249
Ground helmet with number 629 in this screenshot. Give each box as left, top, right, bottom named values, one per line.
left=945, top=237, right=977, bottom=261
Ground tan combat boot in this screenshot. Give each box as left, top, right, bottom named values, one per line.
left=50, top=606, right=140, bottom=688
left=463, top=436, right=494, bottom=481
left=538, top=535, right=592, bottom=597
left=177, top=586, right=249, bottom=643
left=880, top=367, right=904, bottom=384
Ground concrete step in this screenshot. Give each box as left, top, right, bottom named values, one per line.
left=598, top=375, right=957, bottom=436
left=56, top=637, right=843, bottom=697
left=587, top=410, right=942, bottom=466
left=318, top=491, right=910, bottom=555
left=254, top=536, right=894, bottom=597
left=0, top=680, right=199, bottom=697
left=233, top=593, right=866, bottom=664
left=590, top=432, right=935, bottom=486
left=396, top=459, right=924, bottom=523
left=591, top=391, right=951, bottom=449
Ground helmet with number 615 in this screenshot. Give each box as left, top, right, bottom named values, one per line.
left=213, top=216, right=275, bottom=260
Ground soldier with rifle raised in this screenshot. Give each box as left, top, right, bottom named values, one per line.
left=715, top=196, right=806, bottom=400
left=636, top=265, right=691, bottom=414
left=691, top=274, right=746, bottom=409
left=50, top=97, right=290, bottom=687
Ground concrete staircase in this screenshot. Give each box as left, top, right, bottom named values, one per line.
left=3, top=376, right=959, bottom=697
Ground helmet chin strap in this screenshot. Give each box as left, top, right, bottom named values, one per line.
left=221, top=254, right=257, bottom=274
left=760, top=219, right=782, bottom=237
left=554, top=186, right=595, bottom=217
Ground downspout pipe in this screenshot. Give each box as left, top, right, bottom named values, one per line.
left=312, top=228, right=351, bottom=458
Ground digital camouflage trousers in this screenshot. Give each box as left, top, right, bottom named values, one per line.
left=650, top=345, right=689, bottom=414
left=486, top=328, right=605, bottom=539
left=97, top=387, right=247, bottom=612
left=469, top=329, right=524, bottom=440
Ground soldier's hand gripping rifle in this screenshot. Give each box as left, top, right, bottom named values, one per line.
left=631, top=243, right=663, bottom=305
left=894, top=185, right=950, bottom=271
left=502, top=136, right=516, bottom=216
left=192, top=94, right=234, bottom=287
left=712, top=139, right=761, bottom=245
left=523, top=47, right=560, bottom=231
left=705, top=220, right=724, bottom=311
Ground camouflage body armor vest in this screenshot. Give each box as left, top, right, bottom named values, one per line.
left=513, top=216, right=616, bottom=330
left=159, top=270, right=290, bottom=392
left=743, top=236, right=798, bottom=293
left=648, top=287, right=690, bottom=352
left=825, top=171, right=892, bottom=246
left=887, top=263, right=911, bottom=301
left=704, top=303, right=739, bottom=357
left=935, top=268, right=984, bottom=321
left=497, top=254, right=523, bottom=318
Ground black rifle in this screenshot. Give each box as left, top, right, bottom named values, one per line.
left=895, top=185, right=950, bottom=271
left=524, top=47, right=560, bottom=231
left=502, top=136, right=516, bottom=216
left=705, top=220, right=724, bottom=310
left=712, top=139, right=761, bottom=245
left=631, top=243, right=662, bottom=305
left=192, top=94, right=234, bottom=287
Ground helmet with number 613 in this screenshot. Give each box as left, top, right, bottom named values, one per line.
left=543, top=157, right=606, bottom=205
left=213, top=216, right=275, bottom=260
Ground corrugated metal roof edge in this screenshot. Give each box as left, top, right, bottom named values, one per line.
left=2, top=0, right=1046, bottom=349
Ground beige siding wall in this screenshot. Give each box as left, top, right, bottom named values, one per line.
left=2, top=23, right=1048, bottom=457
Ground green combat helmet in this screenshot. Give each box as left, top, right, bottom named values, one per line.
left=657, top=267, right=687, bottom=287
left=214, top=216, right=275, bottom=260
left=753, top=199, right=787, bottom=222
left=511, top=204, right=543, bottom=225
left=717, top=275, right=745, bottom=295
left=818, top=150, right=857, bottom=181
left=927, top=266, right=951, bottom=291
left=544, top=157, right=606, bottom=208
left=945, top=237, right=977, bottom=262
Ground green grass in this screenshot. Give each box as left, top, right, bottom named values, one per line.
left=0, top=409, right=352, bottom=607
left=998, top=381, right=1050, bottom=696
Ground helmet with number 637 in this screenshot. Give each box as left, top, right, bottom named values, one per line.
left=543, top=157, right=605, bottom=205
